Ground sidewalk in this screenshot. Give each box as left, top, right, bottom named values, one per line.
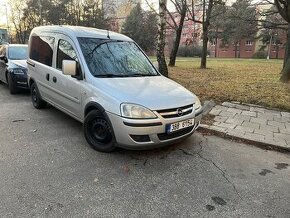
left=200, top=102, right=290, bottom=151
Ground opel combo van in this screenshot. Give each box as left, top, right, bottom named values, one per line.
left=27, top=26, right=203, bottom=152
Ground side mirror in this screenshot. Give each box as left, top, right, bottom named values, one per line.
left=153, top=61, right=159, bottom=71
left=0, top=55, right=8, bottom=63
left=62, top=60, right=76, bottom=76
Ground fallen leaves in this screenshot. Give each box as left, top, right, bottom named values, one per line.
left=169, top=58, right=290, bottom=111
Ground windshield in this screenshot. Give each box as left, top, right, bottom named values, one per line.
left=78, top=38, right=159, bottom=77
left=8, top=46, right=28, bottom=60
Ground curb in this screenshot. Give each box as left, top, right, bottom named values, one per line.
left=197, top=125, right=290, bottom=154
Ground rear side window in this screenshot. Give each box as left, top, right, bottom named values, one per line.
left=56, top=39, right=78, bottom=70
left=30, top=36, right=54, bottom=66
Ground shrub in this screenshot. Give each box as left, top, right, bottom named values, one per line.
left=252, top=51, right=267, bottom=59
left=177, top=45, right=206, bottom=57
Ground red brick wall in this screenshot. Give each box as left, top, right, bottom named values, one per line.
left=164, top=11, right=203, bottom=56
left=209, top=39, right=256, bottom=58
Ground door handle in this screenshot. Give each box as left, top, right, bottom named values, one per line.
left=46, top=74, right=50, bottom=81
left=27, top=61, right=35, bottom=67
left=52, top=76, right=57, bottom=83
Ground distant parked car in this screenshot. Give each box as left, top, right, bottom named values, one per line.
left=0, top=44, right=28, bottom=94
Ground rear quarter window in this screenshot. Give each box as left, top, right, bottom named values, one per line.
left=30, top=36, right=54, bottom=66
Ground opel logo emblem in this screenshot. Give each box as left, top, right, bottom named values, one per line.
left=177, top=108, right=183, bottom=116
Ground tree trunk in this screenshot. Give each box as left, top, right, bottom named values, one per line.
left=200, top=28, right=208, bottom=68
left=238, top=41, right=241, bottom=58
left=157, top=0, right=168, bottom=77
left=168, top=4, right=186, bottom=67
left=214, top=37, right=217, bottom=58
left=234, top=43, right=237, bottom=58
left=200, top=0, right=213, bottom=69
left=280, top=27, right=290, bottom=82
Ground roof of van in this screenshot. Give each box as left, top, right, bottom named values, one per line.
left=31, top=25, right=133, bottom=41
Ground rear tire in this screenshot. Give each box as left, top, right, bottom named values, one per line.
left=30, top=82, right=47, bottom=109
left=7, top=73, right=18, bottom=94
left=84, top=110, right=116, bottom=152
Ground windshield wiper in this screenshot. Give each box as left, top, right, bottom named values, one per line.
left=130, top=73, right=158, bottom=77
left=94, top=74, right=128, bottom=78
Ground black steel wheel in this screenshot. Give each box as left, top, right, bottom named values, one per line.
left=84, top=110, right=116, bottom=152
left=30, top=82, right=46, bottom=109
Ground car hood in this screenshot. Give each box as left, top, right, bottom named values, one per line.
left=92, top=76, right=196, bottom=110
left=8, top=59, right=27, bottom=69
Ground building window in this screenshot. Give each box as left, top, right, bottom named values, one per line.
left=245, top=40, right=253, bottom=46
left=211, top=41, right=216, bottom=46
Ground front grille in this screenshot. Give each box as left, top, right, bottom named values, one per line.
left=157, top=104, right=193, bottom=119
left=157, top=126, right=194, bottom=141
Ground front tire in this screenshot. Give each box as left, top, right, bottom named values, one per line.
left=30, top=82, right=47, bottom=109
left=7, top=73, right=18, bottom=94
left=84, top=110, right=116, bottom=152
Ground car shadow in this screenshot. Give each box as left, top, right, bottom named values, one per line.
left=31, top=99, right=203, bottom=166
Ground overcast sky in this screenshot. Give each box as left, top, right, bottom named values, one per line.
left=0, top=0, right=7, bottom=26
left=0, top=0, right=266, bottom=27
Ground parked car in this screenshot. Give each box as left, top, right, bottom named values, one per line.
left=27, top=26, right=203, bottom=152
left=0, top=44, right=28, bottom=94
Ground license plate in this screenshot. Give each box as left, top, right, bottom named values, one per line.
left=166, top=118, right=194, bottom=133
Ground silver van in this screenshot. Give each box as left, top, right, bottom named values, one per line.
left=27, top=26, right=203, bottom=152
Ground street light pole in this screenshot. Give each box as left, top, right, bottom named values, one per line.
left=38, top=0, right=42, bottom=25
left=267, top=34, right=273, bottom=60
left=4, top=3, right=9, bottom=43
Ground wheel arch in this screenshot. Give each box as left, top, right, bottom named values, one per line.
left=83, top=102, right=117, bottom=152
left=84, top=102, right=105, bottom=117
left=5, top=70, right=9, bottom=83
left=28, top=78, right=35, bottom=88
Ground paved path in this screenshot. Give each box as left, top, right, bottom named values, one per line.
left=1, top=85, right=290, bottom=217
left=201, top=102, right=290, bottom=150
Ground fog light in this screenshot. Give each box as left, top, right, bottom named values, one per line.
left=130, top=135, right=150, bottom=142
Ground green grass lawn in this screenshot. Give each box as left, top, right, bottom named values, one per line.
left=153, top=57, right=290, bottom=111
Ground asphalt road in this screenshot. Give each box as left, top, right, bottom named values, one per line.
left=0, top=84, right=290, bottom=218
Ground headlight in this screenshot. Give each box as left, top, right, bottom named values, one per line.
left=12, top=69, right=25, bottom=75
left=194, top=97, right=201, bottom=110
left=121, top=103, right=157, bottom=119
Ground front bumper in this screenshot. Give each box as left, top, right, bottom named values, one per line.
left=107, top=108, right=203, bottom=149
left=11, top=73, right=29, bottom=89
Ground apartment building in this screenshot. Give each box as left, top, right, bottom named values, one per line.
left=103, top=0, right=141, bottom=32
left=165, top=3, right=287, bottom=59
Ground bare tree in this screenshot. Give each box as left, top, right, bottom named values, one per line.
left=273, top=0, right=290, bottom=82
left=167, top=0, right=187, bottom=66
left=145, top=0, right=203, bottom=67
left=9, top=0, right=31, bottom=43
left=200, top=0, right=214, bottom=69
left=157, top=0, right=169, bottom=77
